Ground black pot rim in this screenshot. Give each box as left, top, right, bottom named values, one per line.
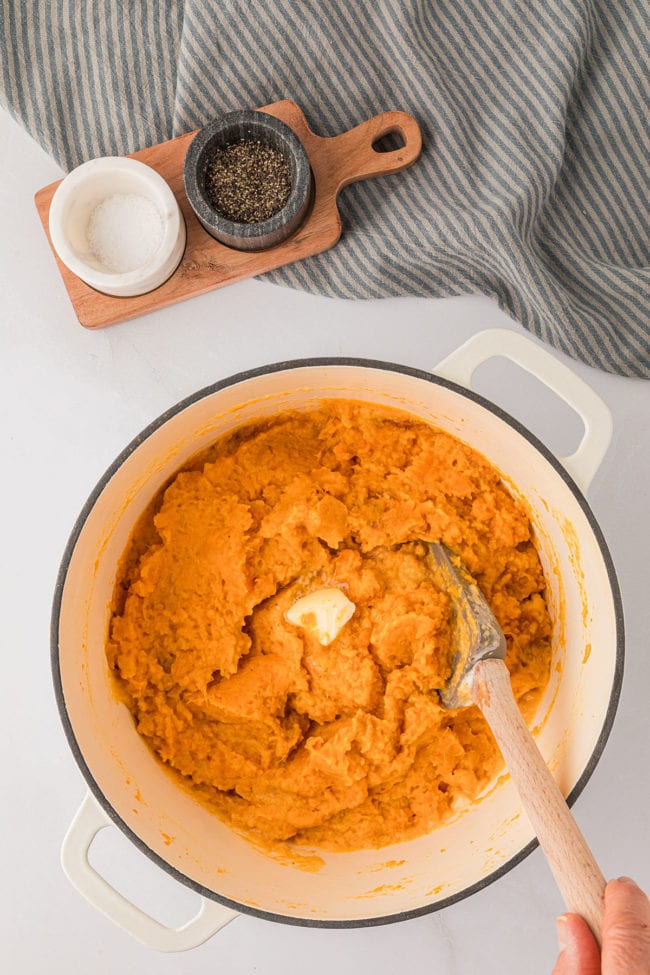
left=51, top=356, right=624, bottom=930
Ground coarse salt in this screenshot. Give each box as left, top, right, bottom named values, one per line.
left=87, top=193, right=163, bottom=273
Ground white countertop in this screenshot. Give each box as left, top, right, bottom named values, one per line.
left=2, top=108, right=649, bottom=974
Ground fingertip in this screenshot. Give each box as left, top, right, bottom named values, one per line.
left=605, top=875, right=650, bottom=921
left=606, top=876, right=648, bottom=905
left=603, top=877, right=650, bottom=972
left=553, top=914, right=601, bottom=975
left=556, top=913, right=570, bottom=952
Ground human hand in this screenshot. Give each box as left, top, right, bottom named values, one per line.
left=552, top=877, right=650, bottom=974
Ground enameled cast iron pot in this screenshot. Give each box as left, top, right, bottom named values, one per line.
left=52, top=329, right=623, bottom=951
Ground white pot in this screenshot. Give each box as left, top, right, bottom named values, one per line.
left=53, top=329, right=623, bottom=951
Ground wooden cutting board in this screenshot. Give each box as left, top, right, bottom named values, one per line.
left=34, top=100, right=422, bottom=330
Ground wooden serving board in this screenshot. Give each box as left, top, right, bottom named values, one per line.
left=34, top=100, right=422, bottom=330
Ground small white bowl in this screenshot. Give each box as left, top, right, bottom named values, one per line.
left=48, top=156, right=186, bottom=297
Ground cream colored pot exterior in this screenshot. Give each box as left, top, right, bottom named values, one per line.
left=53, top=330, right=623, bottom=950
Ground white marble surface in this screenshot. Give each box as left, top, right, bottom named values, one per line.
left=2, top=108, right=648, bottom=974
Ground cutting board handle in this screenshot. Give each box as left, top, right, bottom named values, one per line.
left=332, top=110, right=423, bottom=190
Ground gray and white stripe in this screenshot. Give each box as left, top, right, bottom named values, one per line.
left=1, top=0, right=648, bottom=375
left=0, top=1, right=180, bottom=169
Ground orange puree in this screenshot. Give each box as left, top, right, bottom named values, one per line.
left=108, top=401, right=552, bottom=851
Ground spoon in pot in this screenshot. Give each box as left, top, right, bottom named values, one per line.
left=429, top=542, right=606, bottom=944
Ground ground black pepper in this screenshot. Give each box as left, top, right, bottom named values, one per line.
left=204, top=140, right=292, bottom=223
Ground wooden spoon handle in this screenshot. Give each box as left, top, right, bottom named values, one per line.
left=472, top=657, right=606, bottom=945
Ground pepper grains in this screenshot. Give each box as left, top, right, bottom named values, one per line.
left=204, top=140, right=292, bottom=224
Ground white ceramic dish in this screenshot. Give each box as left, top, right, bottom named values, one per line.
left=52, top=329, right=623, bottom=951
left=48, top=156, right=186, bottom=297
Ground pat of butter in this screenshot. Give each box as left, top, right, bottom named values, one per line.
left=286, top=588, right=356, bottom=646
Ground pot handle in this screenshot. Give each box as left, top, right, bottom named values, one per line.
left=433, top=329, right=612, bottom=492
left=61, top=792, right=239, bottom=952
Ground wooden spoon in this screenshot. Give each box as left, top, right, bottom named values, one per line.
left=429, top=543, right=606, bottom=944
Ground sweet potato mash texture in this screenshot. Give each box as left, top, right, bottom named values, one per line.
left=108, top=401, right=552, bottom=851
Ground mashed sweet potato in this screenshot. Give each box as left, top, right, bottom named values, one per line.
left=108, top=401, right=552, bottom=851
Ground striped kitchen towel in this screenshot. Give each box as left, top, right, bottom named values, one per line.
left=2, top=1, right=648, bottom=376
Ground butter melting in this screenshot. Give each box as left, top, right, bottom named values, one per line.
left=286, top=587, right=356, bottom=646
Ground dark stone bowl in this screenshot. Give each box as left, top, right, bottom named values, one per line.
left=183, top=110, right=312, bottom=251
